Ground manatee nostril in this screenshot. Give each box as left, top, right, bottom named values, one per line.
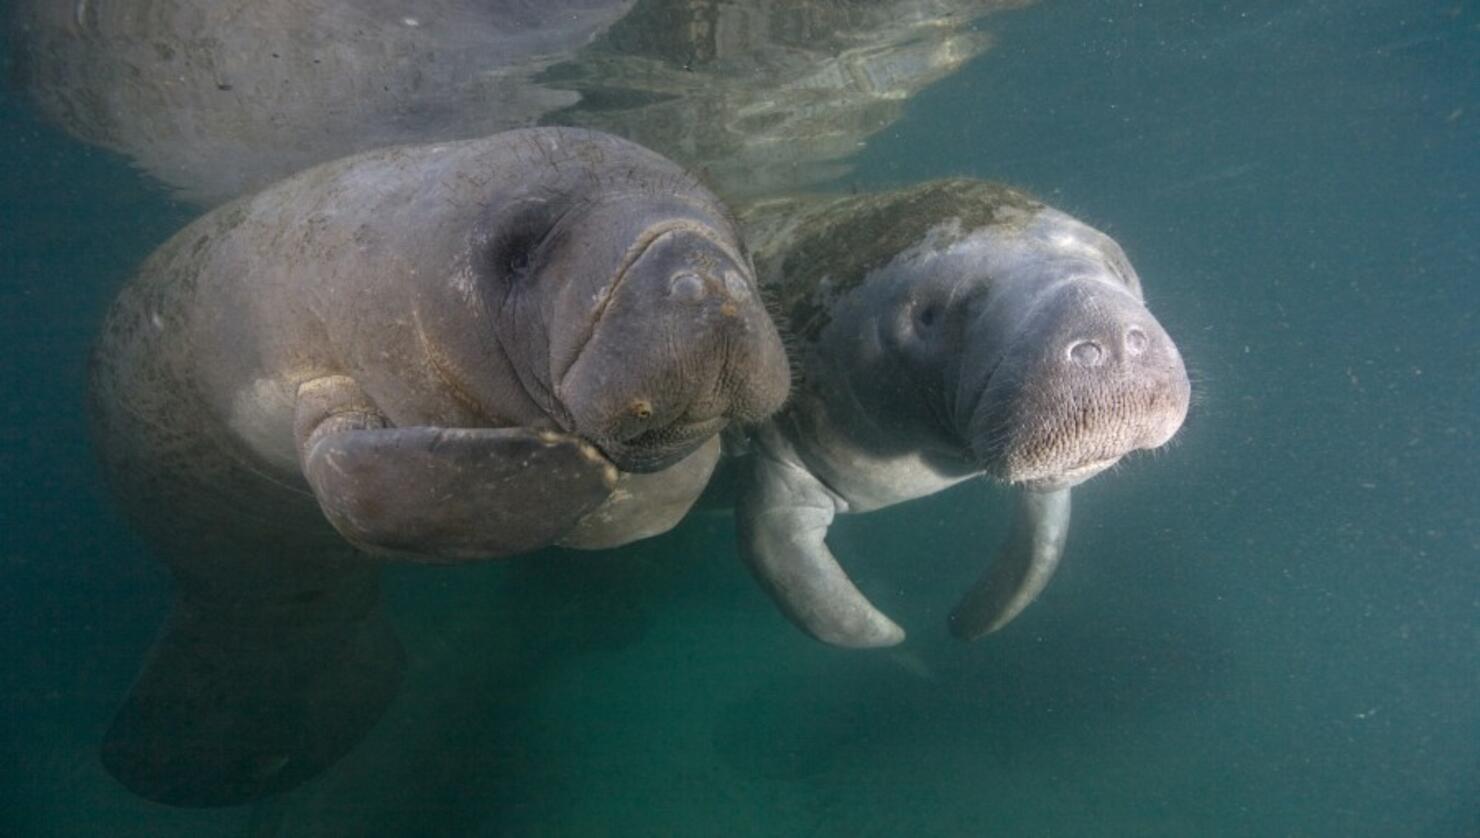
left=1068, top=340, right=1104, bottom=367
left=1125, top=327, right=1148, bottom=355
left=669, top=271, right=706, bottom=302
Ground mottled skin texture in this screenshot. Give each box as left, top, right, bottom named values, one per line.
left=89, top=127, right=788, bottom=806
left=735, top=180, right=1190, bottom=647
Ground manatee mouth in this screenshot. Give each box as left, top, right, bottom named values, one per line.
left=970, top=380, right=1159, bottom=489
left=600, top=416, right=728, bottom=474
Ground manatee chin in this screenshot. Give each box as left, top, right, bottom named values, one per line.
left=1025, top=458, right=1119, bottom=492
left=596, top=416, right=730, bottom=474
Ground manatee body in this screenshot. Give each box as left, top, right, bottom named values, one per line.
left=90, top=127, right=788, bottom=806
left=9, top=0, right=1019, bottom=204
left=735, top=180, right=1190, bottom=647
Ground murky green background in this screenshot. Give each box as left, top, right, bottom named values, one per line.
left=2, top=0, right=1475, bottom=834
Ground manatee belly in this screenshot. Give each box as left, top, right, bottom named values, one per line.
left=89, top=250, right=343, bottom=578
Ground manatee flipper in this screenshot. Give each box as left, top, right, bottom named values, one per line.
left=737, top=452, right=905, bottom=648
left=557, top=436, right=723, bottom=550
left=101, top=571, right=404, bottom=807
left=295, top=376, right=618, bottom=561
left=949, top=487, right=1071, bottom=640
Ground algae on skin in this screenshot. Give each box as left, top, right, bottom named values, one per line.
left=746, top=178, right=1043, bottom=343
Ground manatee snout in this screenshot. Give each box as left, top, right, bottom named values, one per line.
left=560, top=224, right=790, bottom=473
left=970, top=278, right=1189, bottom=487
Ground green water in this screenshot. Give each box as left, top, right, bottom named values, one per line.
left=2, top=0, right=1475, bottom=835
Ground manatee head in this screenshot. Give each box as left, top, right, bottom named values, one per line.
left=484, top=190, right=790, bottom=473
left=949, top=205, right=1190, bottom=489
left=797, top=182, right=1188, bottom=489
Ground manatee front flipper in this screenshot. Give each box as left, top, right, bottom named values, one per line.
left=736, top=451, right=905, bottom=648
left=296, top=376, right=618, bottom=561
left=102, top=571, right=403, bottom=807
left=949, top=487, right=1071, bottom=640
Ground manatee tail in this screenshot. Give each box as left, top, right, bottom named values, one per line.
left=100, top=570, right=404, bottom=807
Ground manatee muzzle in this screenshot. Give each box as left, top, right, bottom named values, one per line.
left=968, top=278, right=1190, bottom=489
left=560, top=222, right=789, bottom=473
left=944, top=278, right=1188, bottom=638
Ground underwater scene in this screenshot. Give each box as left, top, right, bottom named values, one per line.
left=1, top=0, right=1475, bottom=835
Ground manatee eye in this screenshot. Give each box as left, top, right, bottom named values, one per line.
left=485, top=228, right=540, bottom=282
left=917, top=304, right=939, bottom=328
left=630, top=399, right=654, bottom=420
left=481, top=201, right=557, bottom=283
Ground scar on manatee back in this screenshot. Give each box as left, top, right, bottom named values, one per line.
left=766, top=179, right=1043, bottom=342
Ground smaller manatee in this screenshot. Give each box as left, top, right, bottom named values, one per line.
left=735, top=180, right=1190, bottom=647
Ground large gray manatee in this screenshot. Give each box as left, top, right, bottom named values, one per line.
left=89, top=127, right=789, bottom=806
left=735, top=180, right=1190, bottom=647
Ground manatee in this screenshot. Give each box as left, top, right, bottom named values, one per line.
left=733, top=180, right=1190, bottom=647
left=88, top=127, right=788, bottom=805
left=8, top=0, right=1024, bottom=204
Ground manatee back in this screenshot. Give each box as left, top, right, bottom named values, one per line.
left=741, top=179, right=1042, bottom=350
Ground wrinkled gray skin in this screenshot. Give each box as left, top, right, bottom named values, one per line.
left=736, top=180, right=1190, bottom=647
left=89, top=127, right=788, bottom=806
left=9, top=0, right=1025, bottom=204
